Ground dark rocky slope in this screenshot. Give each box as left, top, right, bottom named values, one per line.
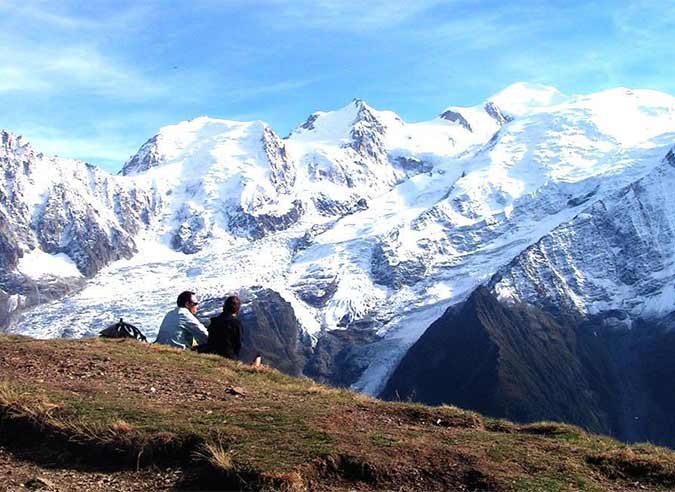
left=199, top=287, right=312, bottom=376
left=200, top=287, right=380, bottom=383
left=304, top=327, right=381, bottom=387
left=381, top=287, right=675, bottom=447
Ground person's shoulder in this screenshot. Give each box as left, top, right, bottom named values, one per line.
left=162, top=306, right=178, bottom=318
left=177, top=307, right=196, bottom=319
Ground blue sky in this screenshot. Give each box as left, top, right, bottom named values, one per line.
left=1, top=0, right=673, bottom=172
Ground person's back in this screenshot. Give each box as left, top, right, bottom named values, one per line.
left=155, top=291, right=208, bottom=349
left=197, top=295, right=243, bottom=359
left=206, top=312, right=243, bottom=359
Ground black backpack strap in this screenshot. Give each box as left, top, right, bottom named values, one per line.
left=122, top=322, right=135, bottom=337
left=131, top=325, right=148, bottom=342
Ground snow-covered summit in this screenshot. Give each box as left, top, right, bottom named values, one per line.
left=121, top=116, right=302, bottom=249
left=563, top=87, right=675, bottom=146
left=435, top=82, right=565, bottom=146
left=122, top=117, right=275, bottom=176
left=289, top=98, right=403, bottom=143
left=487, top=82, right=567, bottom=117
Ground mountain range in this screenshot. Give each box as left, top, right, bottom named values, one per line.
left=2, top=82, right=675, bottom=446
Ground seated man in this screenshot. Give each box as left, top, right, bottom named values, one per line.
left=195, top=295, right=243, bottom=359
left=155, top=291, right=208, bottom=349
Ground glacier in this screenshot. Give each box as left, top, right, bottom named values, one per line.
left=2, top=82, right=675, bottom=394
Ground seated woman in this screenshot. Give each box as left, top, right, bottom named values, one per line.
left=196, top=295, right=243, bottom=359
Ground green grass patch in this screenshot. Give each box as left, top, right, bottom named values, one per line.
left=370, top=433, right=401, bottom=447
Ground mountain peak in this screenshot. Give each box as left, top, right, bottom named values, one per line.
left=289, top=99, right=385, bottom=141
left=487, top=82, right=567, bottom=117
left=121, top=117, right=271, bottom=176
left=350, top=98, right=378, bottom=115
left=1, top=130, right=37, bottom=160
left=1, top=130, right=24, bottom=150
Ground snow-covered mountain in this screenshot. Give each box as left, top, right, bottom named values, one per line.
left=0, top=130, right=158, bottom=326
left=3, top=83, right=675, bottom=403
left=491, top=148, right=675, bottom=322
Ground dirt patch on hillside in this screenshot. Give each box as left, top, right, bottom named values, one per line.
left=1, top=336, right=674, bottom=492
left=0, top=447, right=181, bottom=492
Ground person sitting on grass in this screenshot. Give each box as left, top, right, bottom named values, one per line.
left=194, top=295, right=243, bottom=360
left=155, top=291, right=208, bottom=349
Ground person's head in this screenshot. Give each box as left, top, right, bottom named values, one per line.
left=223, top=295, right=241, bottom=316
left=177, top=291, right=199, bottom=315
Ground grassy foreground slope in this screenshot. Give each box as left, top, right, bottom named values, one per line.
left=0, top=335, right=674, bottom=492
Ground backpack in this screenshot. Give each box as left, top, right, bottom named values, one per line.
left=100, top=318, right=147, bottom=342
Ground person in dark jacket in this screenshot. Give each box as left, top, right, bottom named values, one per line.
left=197, top=295, right=243, bottom=359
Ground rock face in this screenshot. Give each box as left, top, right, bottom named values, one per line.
left=439, top=109, right=473, bottom=131
left=371, top=239, right=427, bottom=289
left=382, top=288, right=610, bottom=429
left=120, top=134, right=162, bottom=175
left=304, top=328, right=381, bottom=387
left=483, top=102, right=513, bottom=125
left=227, top=200, right=305, bottom=241
left=199, top=288, right=312, bottom=376
left=0, top=132, right=155, bottom=275
left=237, top=288, right=312, bottom=375
left=382, top=288, right=675, bottom=447
left=346, top=99, right=390, bottom=161
left=262, top=126, right=296, bottom=194
left=491, top=153, right=675, bottom=321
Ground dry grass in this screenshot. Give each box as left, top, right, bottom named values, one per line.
left=199, top=442, right=234, bottom=472
left=0, top=380, right=61, bottom=422
left=2, top=335, right=675, bottom=491
left=0, top=377, right=193, bottom=469
left=587, top=446, right=675, bottom=486
left=111, top=419, right=135, bottom=434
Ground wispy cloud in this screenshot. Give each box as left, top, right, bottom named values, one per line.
left=221, top=77, right=321, bottom=101
left=612, top=0, right=675, bottom=45
left=0, top=1, right=165, bottom=99
left=197, top=0, right=455, bottom=32
left=0, top=0, right=154, bottom=31
left=0, top=41, right=167, bottom=99
left=0, top=0, right=101, bottom=29
left=0, top=66, right=51, bottom=92
left=268, top=0, right=448, bottom=30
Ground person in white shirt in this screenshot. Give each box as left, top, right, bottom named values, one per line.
left=155, top=291, right=209, bottom=349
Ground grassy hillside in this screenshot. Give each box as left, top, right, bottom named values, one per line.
left=1, top=335, right=674, bottom=491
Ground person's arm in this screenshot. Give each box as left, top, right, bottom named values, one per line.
left=182, top=311, right=209, bottom=345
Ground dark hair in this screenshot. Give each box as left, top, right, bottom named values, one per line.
left=177, top=291, right=196, bottom=308
left=223, top=295, right=241, bottom=315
